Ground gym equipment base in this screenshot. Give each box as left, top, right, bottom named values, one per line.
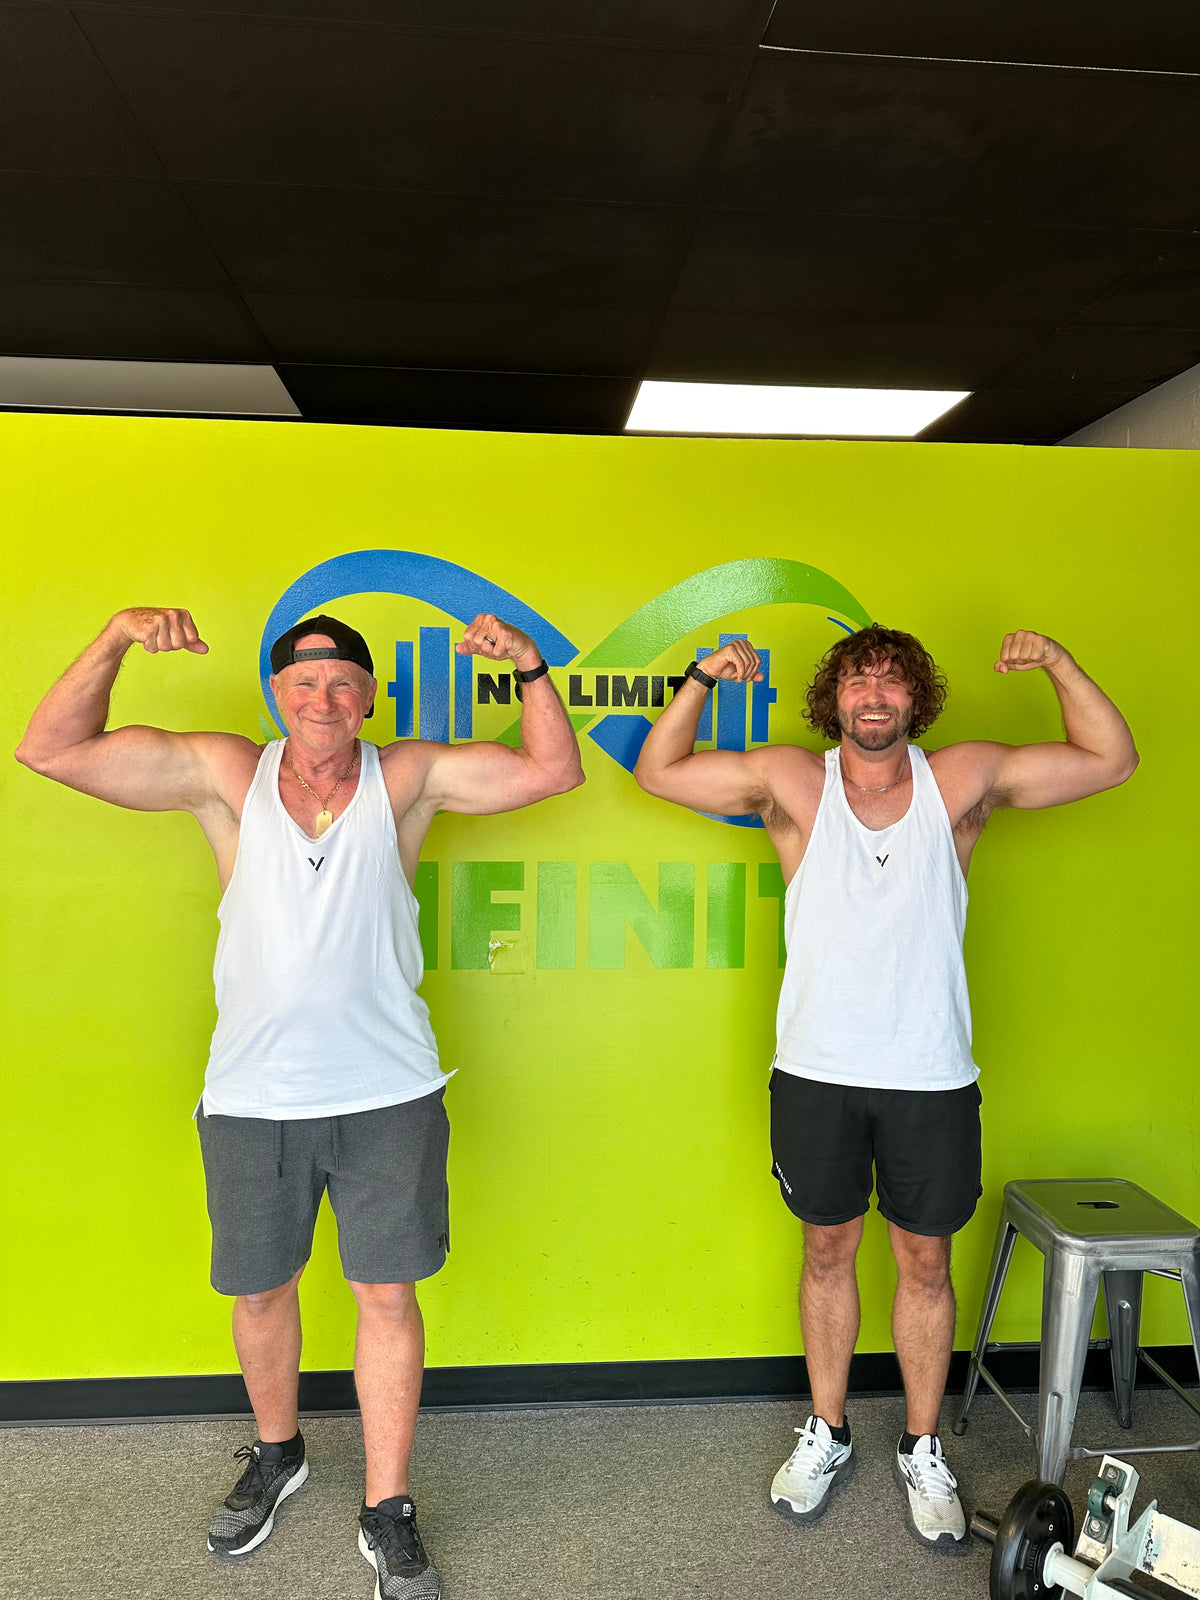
left=972, top=1454, right=1200, bottom=1600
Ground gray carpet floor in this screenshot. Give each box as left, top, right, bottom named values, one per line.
left=4, top=1389, right=1200, bottom=1599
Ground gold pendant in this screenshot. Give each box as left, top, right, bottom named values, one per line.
left=315, top=809, right=333, bottom=837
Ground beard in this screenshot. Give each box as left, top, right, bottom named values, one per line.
left=838, top=704, right=913, bottom=750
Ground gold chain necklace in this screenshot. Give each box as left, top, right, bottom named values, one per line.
left=288, top=740, right=360, bottom=837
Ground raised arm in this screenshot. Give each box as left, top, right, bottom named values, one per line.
left=634, top=639, right=776, bottom=815
left=410, top=614, right=584, bottom=816
left=951, top=632, right=1138, bottom=811
left=15, top=607, right=236, bottom=813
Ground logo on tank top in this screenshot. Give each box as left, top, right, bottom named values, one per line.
left=259, top=551, right=871, bottom=830
left=876, top=854, right=889, bottom=867
left=307, top=857, right=324, bottom=872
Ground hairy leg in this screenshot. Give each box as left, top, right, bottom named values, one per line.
left=349, top=1280, right=425, bottom=1505
left=231, top=1264, right=305, bottom=1443
left=799, top=1217, right=865, bottom=1427
left=889, top=1224, right=955, bottom=1436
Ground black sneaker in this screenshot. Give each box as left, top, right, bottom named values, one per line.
left=206, top=1436, right=309, bottom=1559
left=358, top=1495, right=441, bottom=1600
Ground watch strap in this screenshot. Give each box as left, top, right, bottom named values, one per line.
left=684, top=659, right=719, bottom=690
left=513, top=658, right=550, bottom=684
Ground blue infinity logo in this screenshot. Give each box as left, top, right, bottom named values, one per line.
left=261, top=550, right=870, bottom=828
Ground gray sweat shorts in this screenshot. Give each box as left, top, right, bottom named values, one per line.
left=196, top=1089, right=450, bottom=1296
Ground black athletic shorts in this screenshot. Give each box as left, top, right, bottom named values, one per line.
left=769, top=1069, right=982, bottom=1237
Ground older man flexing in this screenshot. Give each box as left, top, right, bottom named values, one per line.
left=17, top=605, right=583, bottom=1599
left=634, top=625, right=1136, bottom=1554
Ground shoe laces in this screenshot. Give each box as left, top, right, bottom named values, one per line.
left=362, top=1505, right=425, bottom=1570
left=907, top=1446, right=959, bottom=1504
left=229, top=1444, right=267, bottom=1499
left=785, top=1422, right=842, bottom=1480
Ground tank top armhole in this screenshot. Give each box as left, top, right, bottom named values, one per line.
left=363, top=741, right=399, bottom=846
left=785, top=748, right=839, bottom=900
left=366, top=742, right=422, bottom=914
left=911, top=745, right=956, bottom=841
left=216, top=741, right=280, bottom=916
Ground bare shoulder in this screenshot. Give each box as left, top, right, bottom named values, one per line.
left=377, top=737, right=441, bottom=813
left=926, top=740, right=1010, bottom=829
left=756, top=742, right=825, bottom=829
left=190, top=731, right=262, bottom=815
left=191, top=731, right=261, bottom=776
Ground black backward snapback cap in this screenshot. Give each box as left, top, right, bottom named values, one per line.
left=270, top=615, right=375, bottom=717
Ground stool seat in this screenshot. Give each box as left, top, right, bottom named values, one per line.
left=953, top=1178, right=1200, bottom=1484
left=1005, top=1179, right=1199, bottom=1251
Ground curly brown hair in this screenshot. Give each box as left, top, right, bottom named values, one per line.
left=804, top=625, right=947, bottom=742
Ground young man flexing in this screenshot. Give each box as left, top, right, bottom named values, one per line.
left=17, top=606, right=584, bottom=1598
left=634, top=625, right=1136, bottom=1553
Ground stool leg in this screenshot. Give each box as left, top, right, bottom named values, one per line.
left=1102, top=1270, right=1143, bottom=1429
left=952, top=1217, right=1018, bottom=1436
left=1180, top=1251, right=1200, bottom=1386
left=1038, top=1249, right=1097, bottom=1486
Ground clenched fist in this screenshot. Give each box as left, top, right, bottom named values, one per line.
left=994, top=631, right=1068, bottom=675
left=116, top=607, right=208, bottom=655
left=693, top=637, right=764, bottom=683
left=456, top=614, right=539, bottom=672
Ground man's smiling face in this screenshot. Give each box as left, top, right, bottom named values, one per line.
left=270, top=634, right=376, bottom=756
left=835, top=659, right=915, bottom=751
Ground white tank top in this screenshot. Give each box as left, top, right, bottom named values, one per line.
left=774, top=745, right=978, bottom=1091
left=202, top=740, right=448, bottom=1119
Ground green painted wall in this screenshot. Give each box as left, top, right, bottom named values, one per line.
left=2, top=412, right=1196, bottom=1382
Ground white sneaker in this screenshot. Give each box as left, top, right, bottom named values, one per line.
left=894, top=1434, right=968, bottom=1554
left=770, top=1415, right=856, bottom=1524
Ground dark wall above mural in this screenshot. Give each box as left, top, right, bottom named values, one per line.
left=2, top=1, right=1198, bottom=440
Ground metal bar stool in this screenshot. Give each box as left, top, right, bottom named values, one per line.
left=953, top=1178, right=1200, bottom=1485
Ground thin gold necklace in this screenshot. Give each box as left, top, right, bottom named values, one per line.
left=839, top=752, right=908, bottom=795
left=288, top=740, right=360, bottom=837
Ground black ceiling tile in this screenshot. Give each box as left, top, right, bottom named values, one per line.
left=672, top=211, right=1176, bottom=326
left=711, top=51, right=1200, bottom=229
left=764, top=0, right=1200, bottom=75
left=73, top=12, right=740, bottom=202
left=647, top=310, right=1037, bottom=387
left=74, top=1, right=772, bottom=48
left=246, top=293, right=655, bottom=374
left=0, top=5, right=157, bottom=175
left=917, top=387, right=1144, bottom=442
left=182, top=186, right=689, bottom=305
left=0, top=174, right=224, bottom=287
left=988, top=325, right=1200, bottom=390
left=276, top=363, right=636, bottom=431
left=1076, top=236, right=1200, bottom=328
left=0, top=282, right=270, bottom=360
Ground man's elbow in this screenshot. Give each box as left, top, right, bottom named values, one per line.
left=540, top=758, right=584, bottom=798
left=632, top=758, right=660, bottom=795
left=1116, top=747, right=1139, bottom=785
left=14, top=739, right=51, bottom=776
left=557, top=760, right=585, bottom=796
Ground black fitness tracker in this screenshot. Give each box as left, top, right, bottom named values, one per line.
left=684, top=659, right=719, bottom=690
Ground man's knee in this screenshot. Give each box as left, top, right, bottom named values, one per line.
left=349, top=1279, right=418, bottom=1319
left=235, top=1266, right=303, bottom=1317
left=802, top=1219, right=863, bottom=1276
left=891, top=1229, right=953, bottom=1293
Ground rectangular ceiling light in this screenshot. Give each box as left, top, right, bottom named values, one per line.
left=0, top=356, right=300, bottom=417
left=625, top=380, right=970, bottom=438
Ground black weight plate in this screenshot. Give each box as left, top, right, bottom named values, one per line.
left=990, top=1479, right=1075, bottom=1600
